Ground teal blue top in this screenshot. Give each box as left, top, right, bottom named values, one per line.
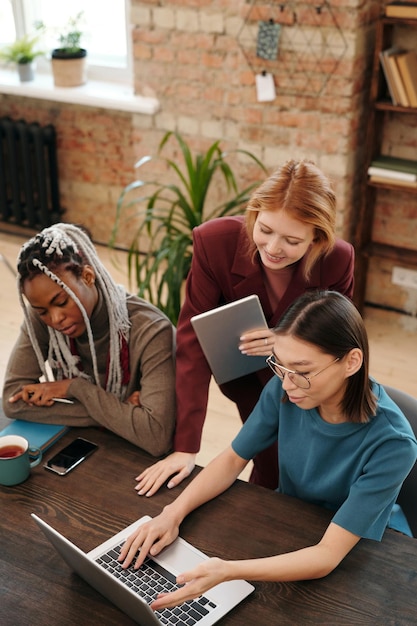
left=232, top=380, right=417, bottom=540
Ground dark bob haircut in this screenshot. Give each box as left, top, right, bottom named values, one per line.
left=273, top=290, right=377, bottom=423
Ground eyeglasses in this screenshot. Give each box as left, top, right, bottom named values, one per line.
left=266, top=354, right=340, bottom=389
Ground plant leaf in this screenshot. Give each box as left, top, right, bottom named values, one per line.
left=110, top=132, right=267, bottom=324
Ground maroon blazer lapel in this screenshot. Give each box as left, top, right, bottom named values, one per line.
left=229, top=228, right=272, bottom=319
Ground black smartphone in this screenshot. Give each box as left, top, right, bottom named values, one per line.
left=44, top=437, right=98, bottom=476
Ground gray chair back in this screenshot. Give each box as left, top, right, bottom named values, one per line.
left=383, top=384, right=417, bottom=537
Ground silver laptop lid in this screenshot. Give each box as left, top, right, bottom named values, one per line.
left=31, top=513, right=254, bottom=625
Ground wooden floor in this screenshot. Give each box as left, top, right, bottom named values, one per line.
left=1, top=231, right=416, bottom=482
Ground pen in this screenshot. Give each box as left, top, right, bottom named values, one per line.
left=52, top=398, right=74, bottom=404
left=28, top=392, right=74, bottom=405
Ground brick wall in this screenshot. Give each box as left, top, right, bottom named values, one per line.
left=2, top=0, right=415, bottom=314
left=130, top=0, right=379, bottom=243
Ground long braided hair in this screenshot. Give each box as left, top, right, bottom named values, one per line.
left=17, top=223, right=131, bottom=398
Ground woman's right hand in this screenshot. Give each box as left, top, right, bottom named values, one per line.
left=118, top=509, right=180, bottom=570
left=8, top=380, right=72, bottom=406
left=135, top=452, right=197, bottom=497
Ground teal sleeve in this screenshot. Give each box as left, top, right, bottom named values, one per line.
left=232, top=376, right=283, bottom=460
left=332, top=435, right=417, bottom=540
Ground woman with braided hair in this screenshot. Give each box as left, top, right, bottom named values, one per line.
left=2, top=223, right=176, bottom=456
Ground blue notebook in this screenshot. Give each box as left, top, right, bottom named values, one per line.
left=0, top=420, right=69, bottom=453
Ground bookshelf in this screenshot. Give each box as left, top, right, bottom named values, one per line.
left=354, top=15, right=417, bottom=312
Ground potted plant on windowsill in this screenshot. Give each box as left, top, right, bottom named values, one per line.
left=50, top=12, right=87, bottom=87
left=0, top=29, right=45, bottom=82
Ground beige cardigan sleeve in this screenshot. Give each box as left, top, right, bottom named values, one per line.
left=2, top=296, right=176, bottom=457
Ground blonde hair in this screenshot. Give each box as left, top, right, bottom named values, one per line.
left=17, top=223, right=130, bottom=398
left=245, top=159, right=336, bottom=279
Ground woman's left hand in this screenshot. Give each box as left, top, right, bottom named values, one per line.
left=239, top=328, right=274, bottom=356
left=126, top=390, right=141, bottom=406
left=151, top=557, right=228, bottom=611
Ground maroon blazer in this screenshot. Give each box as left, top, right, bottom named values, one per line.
left=174, top=215, right=355, bottom=453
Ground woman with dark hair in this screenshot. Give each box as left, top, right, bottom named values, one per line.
left=3, top=223, right=176, bottom=456
left=137, top=159, right=355, bottom=495
left=119, top=290, right=417, bottom=612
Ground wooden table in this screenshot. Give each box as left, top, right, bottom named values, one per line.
left=1, top=422, right=417, bottom=625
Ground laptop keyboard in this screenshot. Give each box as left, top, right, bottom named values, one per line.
left=95, top=542, right=217, bottom=625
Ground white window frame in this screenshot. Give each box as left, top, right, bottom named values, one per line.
left=7, top=0, right=133, bottom=84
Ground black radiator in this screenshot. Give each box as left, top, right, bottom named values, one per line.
left=0, top=116, right=63, bottom=229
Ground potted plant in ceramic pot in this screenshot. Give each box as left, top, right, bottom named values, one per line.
left=50, top=12, right=87, bottom=87
left=0, top=30, right=45, bottom=82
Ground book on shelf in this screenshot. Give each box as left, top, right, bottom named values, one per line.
left=369, top=154, right=417, bottom=174
left=396, top=50, right=417, bottom=108
left=385, top=2, right=417, bottom=18
left=369, top=175, right=417, bottom=188
left=379, top=49, right=400, bottom=104
left=367, top=166, right=417, bottom=181
left=383, top=48, right=410, bottom=107
left=0, top=419, right=69, bottom=453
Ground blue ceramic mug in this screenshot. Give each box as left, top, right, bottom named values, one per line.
left=0, top=435, right=42, bottom=486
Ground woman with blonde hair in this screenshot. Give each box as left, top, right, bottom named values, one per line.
left=137, top=159, right=355, bottom=494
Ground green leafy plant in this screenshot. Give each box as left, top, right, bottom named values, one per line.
left=56, top=12, right=84, bottom=54
left=110, top=131, right=268, bottom=325
left=0, top=29, right=44, bottom=65
left=37, top=11, right=85, bottom=56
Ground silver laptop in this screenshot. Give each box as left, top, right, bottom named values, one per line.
left=191, top=295, right=268, bottom=384
left=31, top=513, right=254, bottom=626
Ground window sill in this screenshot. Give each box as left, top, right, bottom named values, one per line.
left=0, top=69, right=160, bottom=115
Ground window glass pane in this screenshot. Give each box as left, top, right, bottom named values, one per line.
left=25, top=0, right=127, bottom=68
left=0, top=0, right=16, bottom=44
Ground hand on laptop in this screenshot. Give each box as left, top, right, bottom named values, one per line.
left=151, top=557, right=229, bottom=612
left=118, top=510, right=180, bottom=571
left=134, top=452, right=197, bottom=497
left=118, top=513, right=231, bottom=612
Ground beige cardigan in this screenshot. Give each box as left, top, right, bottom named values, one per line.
left=2, top=290, right=176, bottom=457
